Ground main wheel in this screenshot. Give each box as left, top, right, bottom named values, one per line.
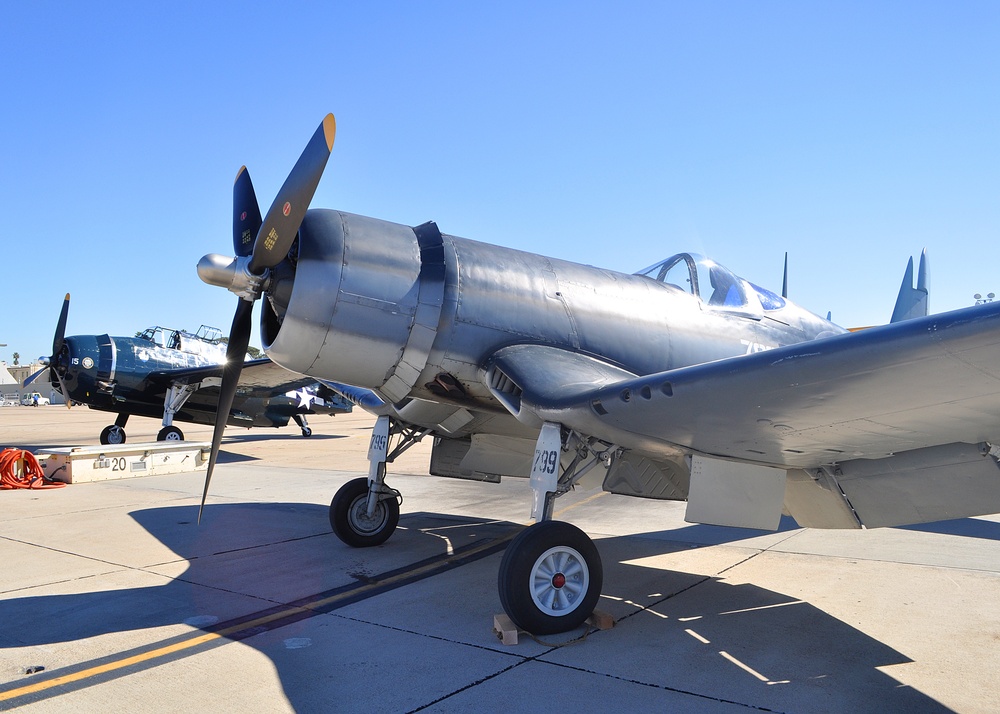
left=100, top=425, right=126, bottom=445
left=157, top=425, right=184, bottom=441
left=498, top=520, right=603, bottom=635
left=301, top=427, right=313, bottom=437
left=329, top=477, right=399, bottom=547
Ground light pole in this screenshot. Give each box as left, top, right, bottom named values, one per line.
left=974, top=293, right=996, bottom=305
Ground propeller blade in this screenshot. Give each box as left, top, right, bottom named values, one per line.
left=200, top=113, right=336, bottom=521
left=199, top=297, right=254, bottom=522
left=53, top=369, right=72, bottom=409
left=248, top=114, right=336, bottom=274
left=53, top=293, right=70, bottom=356
left=24, top=367, right=46, bottom=387
left=233, top=166, right=262, bottom=258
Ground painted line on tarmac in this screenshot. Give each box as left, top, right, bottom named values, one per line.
left=0, top=495, right=604, bottom=707
left=0, top=527, right=518, bottom=707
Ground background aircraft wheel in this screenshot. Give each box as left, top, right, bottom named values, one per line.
left=498, top=520, right=603, bottom=635
left=301, top=427, right=313, bottom=437
left=100, top=425, right=126, bottom=445
left=157, top=426, right=184, bottom=441
left=329, top=477, right=399, bottom=547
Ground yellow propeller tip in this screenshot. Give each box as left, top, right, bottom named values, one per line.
left=322, top=114, right=336, bottom=151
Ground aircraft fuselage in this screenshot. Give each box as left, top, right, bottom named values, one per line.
left=261, top=210, right=843, bottom=440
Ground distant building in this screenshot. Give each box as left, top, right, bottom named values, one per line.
left=0, top=361, right=64, bottom=405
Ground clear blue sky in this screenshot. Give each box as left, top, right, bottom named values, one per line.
left=3, top=2, right=998, bottom=366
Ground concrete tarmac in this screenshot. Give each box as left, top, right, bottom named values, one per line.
left=1, top=406, right=998, bottom=713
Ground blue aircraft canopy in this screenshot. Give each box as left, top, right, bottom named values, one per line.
left=636, top=253, right=786, bottom=312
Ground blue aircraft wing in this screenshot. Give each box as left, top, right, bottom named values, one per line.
left=486, top=302, right=1000, bottom=530
left=146, top=358, right=313, bottom=397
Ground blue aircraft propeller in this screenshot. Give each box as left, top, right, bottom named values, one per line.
left=25, top=293, right=73, bottom=409
left=200, top=115, right=336, bottom=522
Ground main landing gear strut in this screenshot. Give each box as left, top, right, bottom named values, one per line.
left=329, top=416, right=428, bottom=547
left=329, top=417, right=618, bottom=636
left=497, top=422, right=618, bottom=634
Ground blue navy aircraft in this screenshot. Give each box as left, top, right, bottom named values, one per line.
left=29, top=296, right=352, bottom=445
left=197, top=114, right=1000, bottom=635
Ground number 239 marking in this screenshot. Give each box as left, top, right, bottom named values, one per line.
left=533, top=449, right=558, bottom=475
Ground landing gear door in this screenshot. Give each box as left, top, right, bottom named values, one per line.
left=529, top=423, right=562, bottom=521
left=367, top=415, right=390, bottom=484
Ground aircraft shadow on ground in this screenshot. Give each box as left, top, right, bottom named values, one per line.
left=9, top=430, right=347, bottom=455
left=221, top=432, right=349, bottom=445
left=0, top=502, right=950, bottom=713
left=900, top=516, right=1000, bottom=541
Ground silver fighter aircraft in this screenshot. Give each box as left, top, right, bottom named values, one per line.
left=197, top=114, right=1000, bottom=635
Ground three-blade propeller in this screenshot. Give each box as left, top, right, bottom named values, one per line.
left=199, top=115, right=336, bottom=522
left=26, top=293, right=73, bottom=409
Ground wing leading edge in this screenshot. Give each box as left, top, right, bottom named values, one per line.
left=485, top=302, right=1000, bottom=530
left=146, top=357, right=313, bottom=397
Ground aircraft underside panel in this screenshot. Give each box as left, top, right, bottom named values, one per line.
left=832, top=442, right=1000, bottom=528
left=429, top=436, right=502, bottom=483
left=602, top=452, right=689, bottom=501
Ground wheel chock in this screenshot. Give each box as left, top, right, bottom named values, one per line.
left=493, top=613, right=520, bottom=645
left=587, top=609, right=615, bottom=630
left=493, top=609, right=614, bottom=646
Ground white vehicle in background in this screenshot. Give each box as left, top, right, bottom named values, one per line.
left=21, top=392, right=50, bottom=406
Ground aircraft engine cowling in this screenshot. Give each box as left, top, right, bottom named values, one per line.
left=263, top=209, right=444, bottom=402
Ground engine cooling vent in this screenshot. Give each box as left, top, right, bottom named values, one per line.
left=488, top=366, right=523, bottom=412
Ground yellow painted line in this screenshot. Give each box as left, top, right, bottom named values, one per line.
left=554, top=490, right=608, bottom=518
left=2, top=495, right=603, bottom=703
left=0, top=605, right=312, bottom=702
left=303, top=534, right=514, bottom=611
left=0, top=532, right=516, bottom=703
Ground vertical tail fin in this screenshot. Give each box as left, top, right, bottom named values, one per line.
left=781, top=252, right=788, bottom=299
left=890, top=249, right=929, bottom=323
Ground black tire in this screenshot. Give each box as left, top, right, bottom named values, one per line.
left=498, top=520, right=603, bottom=635
left=100, top=425, right=126, bottom=445
left=329, top=477, right=399, bottom=547
left=157, top=426, right=184, bottom=441
left=301, top=427, right=313, bottom=437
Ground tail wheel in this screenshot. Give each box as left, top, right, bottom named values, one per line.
left=498, top=520, right=603, bottom=635
left=329, top=476, right=399, bottom=547
left=157, top=426, right=184, bottom=441
left=100, top=425, right=126, bottom=445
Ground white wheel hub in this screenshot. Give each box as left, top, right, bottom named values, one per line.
left=349, top=496, right=387, bottom=535
left=529, top=545, right=590, bottom=616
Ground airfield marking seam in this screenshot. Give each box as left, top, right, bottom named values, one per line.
left=516, top=656, right=783, bottom=713
left=0, top=530, right=517, bottom=705
left=3, top=492, right=609, bottom=705
left=407, top=632, right=779, bottom=714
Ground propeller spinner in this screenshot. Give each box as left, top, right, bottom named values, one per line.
left=197, top=114, right=336, bottom=521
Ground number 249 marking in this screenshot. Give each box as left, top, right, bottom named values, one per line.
left=533, top=449, right=558, bottom=475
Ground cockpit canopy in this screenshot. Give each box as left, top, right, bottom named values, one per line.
left=136, top=325, right=228, bottom=360
left=636, top=253, right=786, bottom=311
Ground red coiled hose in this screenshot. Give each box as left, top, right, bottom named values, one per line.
left=0, top=449, right=66, bottom=489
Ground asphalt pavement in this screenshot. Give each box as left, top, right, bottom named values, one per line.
left=1, top=406, right=998, bottom=713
